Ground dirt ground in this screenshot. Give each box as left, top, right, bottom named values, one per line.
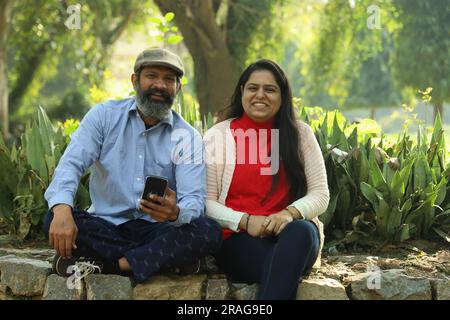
left=313, top=239, right=450, bottom=285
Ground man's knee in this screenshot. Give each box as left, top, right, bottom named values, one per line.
left=190, top=216, right=222, bottom=248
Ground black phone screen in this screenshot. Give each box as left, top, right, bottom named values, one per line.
left=142, top=175, right=168, bottom=204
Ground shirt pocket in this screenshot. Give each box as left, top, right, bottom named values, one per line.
left=153, top=160, right=174, bottom=181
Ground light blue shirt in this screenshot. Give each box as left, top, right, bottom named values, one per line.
left=44, top=97, right=206, bottom=226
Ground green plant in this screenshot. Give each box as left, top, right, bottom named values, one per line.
left=149, top=12, right=184, bottom=46
left=299, top=108, right=375, bottom=237
left=299, top=106, right=450, bottom=246
left=0, top=106, right=90, bottom=240
left=361, top=113, right=448, bottom=242
left=176, top=90, right=214, bottom=134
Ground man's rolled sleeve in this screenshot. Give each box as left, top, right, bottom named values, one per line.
left=47, top=192, right=75, bottom=211
left=172, top=197, right=205, bottom=226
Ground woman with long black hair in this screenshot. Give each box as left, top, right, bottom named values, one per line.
left=204, top=59, right=329, bottom=299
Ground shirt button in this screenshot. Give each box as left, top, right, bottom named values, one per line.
left=137, top=177, right=141, bottom=181
left=139, top=155, right=143, bottom=159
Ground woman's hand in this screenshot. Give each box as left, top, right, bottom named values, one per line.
left=260, top=210, right=293, bottom=237
left=246, top=215, right=268, bottom=238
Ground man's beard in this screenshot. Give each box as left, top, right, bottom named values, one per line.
left=135, top=84, right=175, bottom=120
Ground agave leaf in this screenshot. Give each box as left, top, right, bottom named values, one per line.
left=387, top=207, right=402, bottom=237
left=24, top=123, right=48, bottom=184
left=429, top=112, right=446, bottom=164
left=331, top=113, right=349, bottom=151
left=399, top=157, right=414, bottom=186
left=422, top=193, right=437, bottom=233
left=376, top=198, right=391, bottom=239
left=361, top=182, right=380, bottom=213
left=398, top=224, right=411, bottom=242
left=404, top=197, right=434, bottom=237
left=36, top=105, right=56, bottom=156
left=383, top=162, right=396, bottom=188
left=390, top=170, right=405, bottom=205
left=432, top=227, right=450, bottom=243
left=358, top=147, right=370, bottom=184
left=299, top=107, right=309, bottom=122
left=320, top=113, right=329, bottom=140
left=413, top=152, right=430, bottom=192
left=435, top=177, right=447, bottom=206
left=0, top=131, right=10, bottom=157
left=400, top=198, right=413, bottom=215
left=44, top=155, right=56, bottom=184
left=319, top=192, right=338, bottom=228
left=0, top=134, right=18, bottom=193
left=368, top=148, right=389, bottom=197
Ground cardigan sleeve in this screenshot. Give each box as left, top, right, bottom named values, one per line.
left=203, top=125, right=246, bottom=231
left=290, top=122, right=330, bottom=220
left=205, top=199, right=246, bottom=231
left=203, top=128, right=219, bottom=201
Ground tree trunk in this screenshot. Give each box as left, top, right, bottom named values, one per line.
left=434, top=102, right=443, bottom=121
left=0, top=0, right=11, bottom=139
left=8, top=42, right=50, bottom=114
left=154, top=0, right=240, bottom=122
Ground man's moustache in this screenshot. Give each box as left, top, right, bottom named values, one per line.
left=144, top=88, right=172, bottom=103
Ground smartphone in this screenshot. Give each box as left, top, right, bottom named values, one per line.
left=141, top=175, right=168, bottom=205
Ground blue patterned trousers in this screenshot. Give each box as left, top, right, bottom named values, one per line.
left=43, top=210, right=222, bottom=282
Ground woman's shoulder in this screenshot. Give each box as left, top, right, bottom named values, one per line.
left=203, top=119, right=233, bottom=137
left=295, top=119, right=314, bottom=134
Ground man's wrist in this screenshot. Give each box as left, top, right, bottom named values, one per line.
left=168, top=206, right=180, bottom=222
left=51, top=204, right=72, bottom=215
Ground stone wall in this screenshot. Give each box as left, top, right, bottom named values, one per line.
left=0, top=250, right=449, bottom=300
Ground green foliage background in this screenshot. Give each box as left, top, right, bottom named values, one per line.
left=1, top=106, right=449, bottom=247
left=1, top=0, right=449, bottom=246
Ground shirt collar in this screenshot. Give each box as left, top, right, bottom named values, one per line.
left=129, top=97, right=174, bottom=128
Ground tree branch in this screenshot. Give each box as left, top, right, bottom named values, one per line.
left=102, top=3, right=139, bottom=47
left=154, top=0, right=228, bottom=54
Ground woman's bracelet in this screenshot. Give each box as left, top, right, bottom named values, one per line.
left=245, top=214, right=251, bottom=231
left=286, top=206, right=303, bottom=220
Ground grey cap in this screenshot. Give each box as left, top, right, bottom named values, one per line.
left=134, top=48, right=184, bottom=77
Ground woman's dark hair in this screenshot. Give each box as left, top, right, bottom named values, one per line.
left=218, top=59, right=307, bottom=200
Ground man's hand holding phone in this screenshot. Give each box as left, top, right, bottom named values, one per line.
left=140, top=187, right=180, bottom=222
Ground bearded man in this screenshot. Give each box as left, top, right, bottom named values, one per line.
left=44, top=48, right=221, bottom=283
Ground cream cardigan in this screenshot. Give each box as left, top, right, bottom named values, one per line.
left=203, top=119, right=330, bottom=268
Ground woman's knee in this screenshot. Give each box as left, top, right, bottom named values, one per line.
left=279, top=219, right=319, bottom=245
